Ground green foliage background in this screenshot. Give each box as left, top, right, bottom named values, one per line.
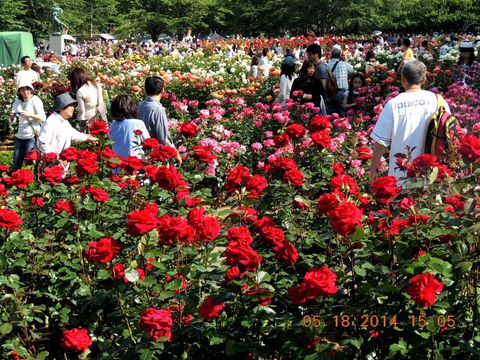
left=1, top=0, right=480, bottom=40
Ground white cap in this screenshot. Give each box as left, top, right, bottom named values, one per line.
left=16, top=81, right=34, bottom=91
left=460, top=41, right=474, bottom=49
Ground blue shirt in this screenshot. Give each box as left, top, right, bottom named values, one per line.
left=109, top=118, right=150, bottom=158
left=137, top=97, right=173, bottom=146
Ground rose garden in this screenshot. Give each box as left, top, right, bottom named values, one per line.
left=0, top=35, right=479, bottom=359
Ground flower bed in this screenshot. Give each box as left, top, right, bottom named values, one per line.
left=0, top=46, right=479, bottom=359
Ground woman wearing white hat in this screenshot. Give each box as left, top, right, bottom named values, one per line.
left=9, top=82, right=46, bottom=171
left=452, top=41, right=480, bottom=87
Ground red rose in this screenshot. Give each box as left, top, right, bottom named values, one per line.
left=187, top=207, right=206, bottom=224
left=225, top=266, right=242, bottom=282
left=273, top=133, right=290, bottom=148
left=310, top=115, right=331, bottom=131
left=224, top=241, right=262, bottom=271
left=198, top=296, right=225, bottom=321
left=54, top=201, right=75, bottom=215
left=311, top=130, right=331, bottom=148
left=191, top=145, right=217, bottom=164
left=329, top=201, right=363, bottom=236
left=31, top=196, right=45, bottom=207
left=24, top=149, right=40, bottom=163
left=329, top=174, right=359, bottom=194
left=76, top=157, right=99, bottom=175
left=85, top=236, right=122, bottom=263
left=7, top=169, right=34, bottom=188
left=283, top=168, right=304, bottom=187
left=317, top=193, right=340, bottom=215
left=260, top=226, right=285, bottom=246
left=139, top=308, right=173, bottom=341
left=156, top=214, right=195, bottom=245
left=0, top=208, right=23, bottom=231
left=155, top=166, right=188, bottom=192
left=399, top=197, right=415, bottom=211
left=80, top=187, right=109, bottom=203
left=61, top=328, right=92, bottom=352
left=226, top=227, right=254, bottom=246
left=303, top=266, right=338, bottom=296
left=127, top=203, right=158, bottom=236
left=178, top=122, right=198, bottom=138
left=150, top=145, right=178, bottom=161
left=120, top=156, right=145, bottom=173
left=286, top=123, right=306, bottom=139
left=112, top=263, right=125, bottom=279
left=245, top=174, right=268, bottom=199
left=273, top=240, right=298, bottom=265
left=371, top=176, right=401, bottom=204
left=89, top=120, right=109, bottom=135
left=225, top=165, right=250, bottom=193
left=142, top=137, right=160, bottom=151
left=100, top=146, right=115, bottom=159
left=43, top=152, right=58, bottom=163
left=412, top=154, right=439, bottom=171
left=133, top=129, right=143, bottom=135
left=332, top=163, right=345, bottom=175
left=194, top=216, right=221, bottom=242
left=356, top=147, right=372, bottom=161
left=406, top=272, right=444, bottom=307
left=40, top=165, right=65, bottom=185
left=185, top=197, right=202, bottom=207
left=459, top=134, right=480, bottom=161
left=444, top=194, right=464, bottom=211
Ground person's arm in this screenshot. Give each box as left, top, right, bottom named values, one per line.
left=38, top=120, right=55, bottom=154
left=369, top=142, right=386, bottom=179
left=276, top=75, right=287, bottom=103
left=23, top=97, right=46, bottom=122
left=70, top=124, right=97, bottom=144
left=154, top=106, right=174, bottom=147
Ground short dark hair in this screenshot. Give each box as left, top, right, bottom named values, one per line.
left=145, top=76, right=164, bottom=96
left=21, top=56, right=31, bottom=65
left=111, top=94, right=138, bottom=120
left=306, top=44, right=322, bottom=57
left=403, top=38, right=411, bottom=47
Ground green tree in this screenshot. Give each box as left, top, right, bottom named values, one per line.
left=0, top=0, right=27, bottom=31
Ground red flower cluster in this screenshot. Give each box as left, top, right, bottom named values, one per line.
left=329, top=174, right=359, bottom=195
left=139, top=308, right=173, bottom=341
left=286, top=123, right=306, bottom=139
left=79, top=186, right=109, bottom=203
left=329, top=201, right=363, bottom=237
left=155, top=165, right=189, bottom=196
left=127, top=203, right=159, bottom=236
left=89, top=121, right=109, bottom=135
left=224, top=227, right=262, bottom=273
left=191, top=145, right=217, bottom=164
left=406, top=272, right=444, bottom=307
left=288, top=266, right=337, bottom=305
left=61, top=328, right=92, bottom=352
left=309, top=115, right=331, bottom=131
left=5, top=169, right=34, bottom=188
left=256, top=218, right=298, bottom=265
left=75, top=150, right=99, bottom=176
left=225, top=165, right=267, bottom=199
left=178, top=122, right=198, bottom=138
left=265, top=157, right=304, bottom=187
left=157, top=214, right=196, bottom=245
left=40, top=165, right=64, bottom=185
left=54, top=200, right=75, bottom=215
left=0, top=208, right=23, bottom=231
left=371, top=176, right=401, bottom=205
left=311, top=129, right=331, bottom=148
left=85, top=237, right=122, bottom=263
left=459, top=135, right=480, bottom=161
left=198, top=296, right=225, bottom=321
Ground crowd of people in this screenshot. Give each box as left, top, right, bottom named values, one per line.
left=10, top=62, right=180, bottom=174
left=8, top=32, right=480, bottom=186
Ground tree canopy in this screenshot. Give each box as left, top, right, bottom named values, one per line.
left=2, top=0, right=479, bottom=40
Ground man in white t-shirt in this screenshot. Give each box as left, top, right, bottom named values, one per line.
left=369, top=60, right=450, bottom=181
left=15, top=56, right=40, bottom=88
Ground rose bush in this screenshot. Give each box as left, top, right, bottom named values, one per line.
left=0, top=38, right=479, bottom=359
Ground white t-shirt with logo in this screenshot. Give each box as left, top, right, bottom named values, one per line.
left=371, top=90, right=450, bottom=179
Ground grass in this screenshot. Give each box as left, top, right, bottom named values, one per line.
left=0, top=151, right=13, bottom=166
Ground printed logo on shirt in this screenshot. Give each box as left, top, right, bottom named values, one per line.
left=396, top=99, right=431, bottom=109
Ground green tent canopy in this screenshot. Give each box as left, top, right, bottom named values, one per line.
left=0, top=32, right=36, bottom=67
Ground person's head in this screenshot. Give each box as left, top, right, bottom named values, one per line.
left=21, top=56, right=32, bottom=70
left=401, top=60, right=427, bottom=88
left=458, top=41, right=475, bottom=65
left=349, top=72, right=366, bottom=91
left=144, top=76, right=165, bottom=97
left=251, top=55, right=259, bottom=66
left=306, top=44, right=322, bottom=62
left=31, top=63, right=41, bottom=74
left=421, top=40, right=429, bottom=48
left=111, top=94, right=138, bottom=120
left=281, top=56, right=296, bottom=78
left=402, top=38, right=411, bottom=48
left=69, top=67, right=94, bottom=92
left=262, top=47, right=270, bottom=57
left=330, top=47, right=342, bottom=59
left=54, top=93, right=78, bottom=120
left=299, top=60, right=316, bottom=80
left=17, top=83, right=34, bottom=101
left=365, top=50, right=376, bottom=62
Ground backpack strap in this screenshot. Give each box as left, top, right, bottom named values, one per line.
left=331, top=60, right=340, bottom=73
left=436, top=94, right=446, bottom=110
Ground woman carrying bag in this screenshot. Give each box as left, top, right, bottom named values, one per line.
left=9, top=82, right=46, bottom=172
left=69, top=67, right=108, bottom=132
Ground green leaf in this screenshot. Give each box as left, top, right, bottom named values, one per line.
left=209, top=336, right=224, bottom=345
left=350, top=227, right=365, bottom=242
left=456, top=261, right=472, bottom=272
left=0, top=322, right=13, bottom=335
left=139, top=349, right=154, bottom=360
left=353, top=265, right=366, bottom=277
left=97, top=270, right=111, bottom=280
left=429, top=167, right=438, bottom=183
